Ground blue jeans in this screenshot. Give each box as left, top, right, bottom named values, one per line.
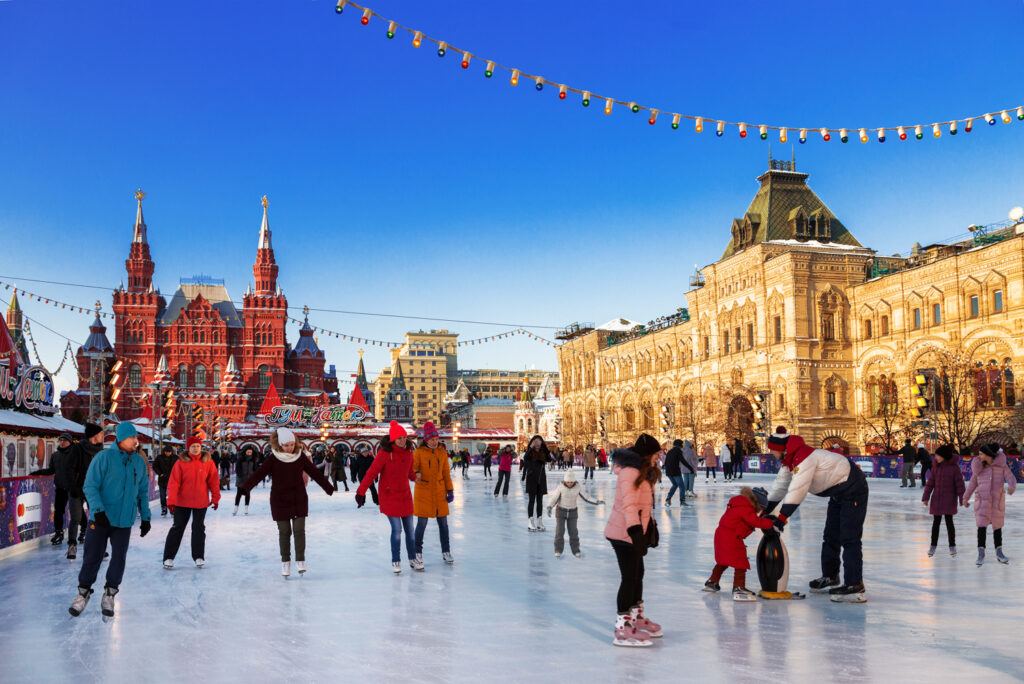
left=388, top=515, right=416, bottom=563
left=414, top=515, right=450, bottom=554
left=682, top=472, right=695, bottom=494
left=584, top=467, right=595, bottom=480
left=666, top=474, right=684, bottom=502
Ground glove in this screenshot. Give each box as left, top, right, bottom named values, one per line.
left=446, top=490, right=454, bottom=503
left=627, top=524, right=645, bottom=551
left=93, top=511, right=110, bottom=528
left=140, top=520, right=151, bottom=537
left=168, top=505, right=176, bottom=514
left=212, top=502, right=218, bottom=511
left=772, top=515, right=787, bottom=533
left=327, top=486, right=335, bottom=496
left=546, top=508, right=552, bottom=518
left=355, top=493, right=366, bottom=508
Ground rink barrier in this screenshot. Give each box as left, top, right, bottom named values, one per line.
left=748, top=454, right=1022, bottom=483
left=0, top=466, right=160, bottom=559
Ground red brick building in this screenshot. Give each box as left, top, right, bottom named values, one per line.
left=60, top=193, right=338, bottom=435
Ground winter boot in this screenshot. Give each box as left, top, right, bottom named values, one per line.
left=950, top=546, right=958, bottom=557
left=996, top=547, right=1009, bottom=564
left=392, top=562, right=402, bottom=574
left=195, top=558, right=205, bottom=568
left=411, top=558, right=425, bottom=572
left=50, top=530, right=64, bottom=546
left=244, top=505, right=249, bottom=515
left=297, top=561, right=307, bottom=574
left=282, top=561, right=291, bottom=577
left=732, top=587, right=758, bottom=602
left=68, top=587, right=93, bottom=617
left=612, top=614, right=652, bottom=647
left=66, top=543, right=77, bottom=560
left=631, top=602, right=662, bottom=637
left=928, top=545, right=937, bottom=557
left=442, top=552, right=454, bottom=564
left=976, top=548, right=985, bottom=567
left=528, top=517, right=538, bottom=532
left=163, top=559, right=174, bottom=570
left=809, top=575, right=840, bottom=593
left=101, top=586, right=118, bottom=617
left=233, top=505, right=238, bottom=516
left=828, top=583, right=867, bottom=603
left=703, top=580, right=721, bottom=593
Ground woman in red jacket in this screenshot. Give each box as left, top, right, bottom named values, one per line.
left=356, top=421, right=417, bottom=574
left=241, top=427, right=335, bottom=577
left=163, top=436, right=221, bottom=569
left=703, top=487, right=776, bottom=601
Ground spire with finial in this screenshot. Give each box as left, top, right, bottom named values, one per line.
left=258, top=195, right=272, bottom=250
left=5, top=286, right=29, bottom=362
left=253, top=195, right=279, bottom=296
left=153, top=354, right=173, bottom=384
left=125, top=189, right=155, bottom=292
left=390, top=358, right=407, bottom=390
left=133, top=188, right=147, bottom=243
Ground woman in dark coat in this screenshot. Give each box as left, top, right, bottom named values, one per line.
left=241, top=428, right=334, bottom=577
left=922, top=444, right=965, bottom=557
left=521, top=435, right=550, bottom=532
left=233, top=446, right=258, bottom=515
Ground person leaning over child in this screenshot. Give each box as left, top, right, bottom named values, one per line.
left=546, top=469, right=604, bottom=558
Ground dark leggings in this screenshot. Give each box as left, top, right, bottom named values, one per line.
left=930, top=514, right=955, bottom=547
left=978, top=527, right=1003, bottom=548
left=527, top=492, right=544, bottom=517
left=234, top=487, right=251, bottom=507
left=705, top=466, right=717, bottom=479
left=609, top=539, right=644, bottom=614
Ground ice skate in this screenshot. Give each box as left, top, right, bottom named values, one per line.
left=732, top=587, right=758, bottom=602
left=631, top=603, right=662, bottom=637
left=665, top=498, right=672, bottom=507
left=528, top=517, right=537, bottom=532
left=100, top=586, right=118, bottom=617
left=411, top=558, right=425, bottom=572
left=77, top=531, right=86, bottom=544
left=996, top=548, right=1009, bottom=564
left=232, top=505, right=238, bottom=516
left=976, top=548, right=985, bottom=566
left=66, top=543, right=77, bottom=560
left=927, top=545, right=936, bottom=557
left=68, top=587, right=93, bottom=617
left=442, top=552, right=454, bottom=564
left=195, top=558, right=205, bottom=568
left=703, top=580, right=721, bottom=593
left=950, top=546, right=958, bottom=557
left=282, top=561, right=291, bottom=577
left=828, top=583, right=867, bottom=603
left=163, top=559, right=173, bottom=570
left=809, top=575, right=840, bottom=593
left=161, top=508, right=167, bottom=517
left=612, top=614, right=652, bottom=647
left=50, top=530, right=64, bottom=546
left=297, top=561, right=307, bottom=574
left=244, top=505, right=249, bottom=515
left=555, top=551, right=562, bottom=558
left=536, top=518, right=546, bottom=531
left=573, top=551, right=582, bottom=558
left=392, top=562, right=402, bottom=574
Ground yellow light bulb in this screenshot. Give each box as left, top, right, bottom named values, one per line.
left=510, top=69, right=519, bottom=86
left=604, top=98, right=613, bottom=115
left=695, top=117, right=703, bottom=132
left=412, top=32, right=422, bottom=48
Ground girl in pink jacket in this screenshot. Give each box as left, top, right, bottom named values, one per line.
left=962, top=443, right=1016, bottom=566
left=604, top=433, right=662, bottom=648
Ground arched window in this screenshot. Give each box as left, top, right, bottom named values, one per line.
left=258, top=365, right=270, bottom=389
left=212, top=365, right=221, bottom=383
left=195, top=365, right=207, bottom=388
left=128, top=364, right=142, bottom=388
left=178, top=364, right=188, bottom=388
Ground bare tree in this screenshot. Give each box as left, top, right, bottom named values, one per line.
left=861, top=376, right=912, bottom=454
left=677, top=386, right=731, bottom=450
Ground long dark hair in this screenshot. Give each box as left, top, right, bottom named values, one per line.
left=634, top=452, right=661, bottom=488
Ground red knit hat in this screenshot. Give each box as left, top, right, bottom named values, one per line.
left=389, top=421, right=407, bottom=440
left=186, top=436, right=203, bottom=449
left=422, top=421, right=439, bottom=441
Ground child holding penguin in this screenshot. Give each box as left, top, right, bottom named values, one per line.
left=704, top=486, right=776, bottom=601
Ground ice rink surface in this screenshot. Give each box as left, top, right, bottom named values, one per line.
left=1, top=467, right=1021, bottom=683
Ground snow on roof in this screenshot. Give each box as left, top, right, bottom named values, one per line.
left=0, top=409, right=85, bottom=434
left=597, top=318, right=642, bottom=332
left=766, top=239, right=870, bottom=252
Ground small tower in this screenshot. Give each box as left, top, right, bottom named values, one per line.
left=253, top=195, right=279, bottom=296
left=5, top=289, right=30, bottom=363
left=382, top=359, right=413, bottom=422
left=125, top=189, right=155, bottom=293
left=514, top=376, right=540, bottom=446
left=353, top=349, right=375, bottom=417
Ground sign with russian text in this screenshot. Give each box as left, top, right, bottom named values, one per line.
left=264, top=404, right=369, bottom=427
left=0, top=360, right=55, bottom=414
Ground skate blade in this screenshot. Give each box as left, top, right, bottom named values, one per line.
left=732, top=595, right=758, bottom=602
left=612, top=638, right=653, bottom=647
left=829, top=593, right=866, bottom=603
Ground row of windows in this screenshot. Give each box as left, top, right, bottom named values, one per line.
left=866, top=290, right=1004, bottom=338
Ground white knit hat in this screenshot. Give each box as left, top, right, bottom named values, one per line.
left=563, top=469, right=577, bottom=484
left=277, top=427, right=296, bottom=445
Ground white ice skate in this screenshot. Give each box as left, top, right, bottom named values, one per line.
left=296, top=561, right=307, bottom=574
left=536, top=518, right=546, bottom=531
left=411, top=558, right=425, bottom=572
left=528, top=517, right=538, bottom=532
left=68, top=587, right=93, bottom=617
left=195, top=558, right=205, bottom=568
left=163, top=559, right=174, bottom=570
left=282, top=561, right=291, bottom=577
left=950, top=546, right=958, bottom=557
left=442, top=552, right=454, bottom=564
left=732, top=587, right=758, bottom=602
left=392, top=562, right=402, bottom=574
left=232, top=505, right=238, bottom=516
left=100, top=586, right=117, bottom=617
left=977, top=549, right=985, bottom=567
left=554, top=551, right=562, bottom=558
left=996, top=548, right=1009, bottom=564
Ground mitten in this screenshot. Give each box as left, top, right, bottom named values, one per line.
left=355, top=493, right=366, bottom=508
left=627, top=524, right=644, bottom=550
left=446, top=490, right=454, bottom=503
left=212, top=502, right=218, bottom=511
left=93, top=511, right=110, bottom=528
left=546, top=508, right=552, bottom=518
left=140, top=520, right=151, bottom=537
left=168, top=505, right=176, bottom=514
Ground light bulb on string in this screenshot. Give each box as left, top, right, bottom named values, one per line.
left=985, top=113, right=995, bottom=125
left=738, top=122, right=747, bottom=138
left=855, top=128, right=866, bottom=143
left=412, top=31, right=422, bottom=48
left=461, top=52, right=471, bottom=68
left=716, top=121, right=724, bottom=137
left=581, top=90, right=590, bottom=106
left=485, top=61, right=494, bottom=78
left=898, top=126, right=907, bottom=140
left=558, top=84, right=567, bottom=100
left=932, top=123, right=941, bottom=138
left=695, top=117, right=703, bottom=132
left=510, top=70, right=519, bottom=86
left=759, top=125, right=767, bottom=140
left=820, top=128, right=830, bottom=141
left=604, top=98, right=614, bottom=115
left=779, top=127, right=787, bottom=143
left=840, top=128, right=849, bottom=143
left=877, top=129, right=886, bottom=143
left=361, top=8, right=371, bottom=25
left=1018, top=107, right=1024, bottom=121
left=672, top=114, right=680, bottom=130
left=949, top=121, right=957, bottom=135
left=437, top=41, right=447, bottom=57
left=648, top=110, right=658, bottom=125
left=387, top=21, right=396, bottom=38
left=335, top=0, right=346, bottom=14
left=914, top=125, right=923, bottom=139
left=1001, top=110, right=1012, bottom=124
left=798, top=129, right=807, bottom=144
left=534, top=76, right=544, bottom=91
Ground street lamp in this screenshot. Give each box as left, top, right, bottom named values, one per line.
left=453, top=421, right=461, bottom=453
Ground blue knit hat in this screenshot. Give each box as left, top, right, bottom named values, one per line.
left=115, top=421, right=138, bottom=442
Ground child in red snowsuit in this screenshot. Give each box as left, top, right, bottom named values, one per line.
left=704, top=487, right=775, bottom=601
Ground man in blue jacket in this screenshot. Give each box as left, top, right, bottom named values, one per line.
left=68, top=422, right=152, bottom=618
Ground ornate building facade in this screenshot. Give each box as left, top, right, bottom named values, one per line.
left=558, top=162, right=1023, bottom=455
left=60, top=193, right=339, bottom=433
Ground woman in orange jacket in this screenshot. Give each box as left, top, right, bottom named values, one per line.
left=163, top=436, right=220, bottom=569
left=412, top=421, right=455, bottom=569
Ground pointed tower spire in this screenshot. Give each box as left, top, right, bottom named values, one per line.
left=7, top=288, right=20, bottom=314
left=133, top=188, right=147, bottom=243
left=5, top=287, right=29, bottom=363
left=253, top=195, right=279, bottom=296
left=355, top=349, right=368, bottom=385
left=390, top=359, right=407, bottom=390
left=153, top=354, right=173, bottom=384
left=258, top=195, right=272, bottom=250
left=125, top=189, right=155, bottom=293
left=220, top=354, right=244, bottom=394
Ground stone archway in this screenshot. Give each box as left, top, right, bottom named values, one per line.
left=822, top=437, right=850, bottom=455
left=726, top=395, right=755, bottom=446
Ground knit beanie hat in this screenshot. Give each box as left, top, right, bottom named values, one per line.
left=935, top=444, right=956, bottom=460
left=767, top=426, right=789, bottom=452
left=422, top=421, right=439, bottom=441
left=980, top=443, right=1002, bottom=459
left=83, top=422, right=103, bottom=439
left=276, top=427, right=296, bottom=445
left=563, top=469, right=577, bottom=484
left=115, top=421, right=138, bottom=442
left=631, top=433, right=661, bottom=458
left=389, top=421, right=407, bottom=440
left=59, top=432, right=73, bottom=443
left=672, top=439, right=684, bottom=448
left=186, top=436, right=203, bottom=450
left=751, top=486, right=769, bottom=511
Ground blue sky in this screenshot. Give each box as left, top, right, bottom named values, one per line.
left=2, top=0, right=1023, bottom=396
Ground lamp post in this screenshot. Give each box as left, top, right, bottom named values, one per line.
left=453, top=421, right=460, bottom=454
left=147, top=381, right=166, bottom=458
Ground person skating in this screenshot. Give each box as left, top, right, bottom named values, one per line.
left=67, top=422, right=152, bottom=618
left=703, top=487, right=775, bottom=601
left=546, top=469, right=604, bottom=558
left=521, top=435, right=550, bottom=531
left=899, top=439, right=917, bottom=488
left=764, top=426, right=869, bottom=602
left=355, top=422, right=417, bottom=574
left=240, top=428, right=335, bottom=577
left=152, top=445, right=176, bottom=517
left=583, top=444, right=597, bottom=481
left=681, top=440, right=698, bottom=498
left=233, top=446, right=258, bottom=515
left=163, top=437, right=220, bottom=569
left=702, top=442, right=717, bottom=482
left=412, top=421, right=455, bottom=569
left=494, top=445, right=514, bottom=498
left=31, top=432, right=74, bottom=546
left=482, top=449, right=493, bottom=480
left=355, top=445, right=379, bottom=505
left=732, top=438, right=745, bottom=480
left=663, top=439, right=689, bottom=507
left=330, top=446, right=350, bottom=492
left=460, top=450, right=471, bottom=480
left=66, top=422, right=105, bottom=558
left=962, top=443, right=1016, bottom=566
left=921, top=444, right=964, bottom=558
left=917, top=443, right=933, bottom=488
left=348, top=448, right=359, bottom=485
left=604, top=433, right=662, bottom=647
left=721, top=442, right=733, bottom=481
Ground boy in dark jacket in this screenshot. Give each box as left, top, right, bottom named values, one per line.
left=32, top=433, right=75, bottom=545
left=153, top=445, right=176, bottom=516
left=66, top=423, right=105, bottom=558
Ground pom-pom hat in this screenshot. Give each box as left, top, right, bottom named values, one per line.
left=563, top=469, right=577, bottom=484
left=422, top=421, right=439, bottom=441
left=767, top=426, right=789, bottom=452
left=389, top=421, right=407, bottom=440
